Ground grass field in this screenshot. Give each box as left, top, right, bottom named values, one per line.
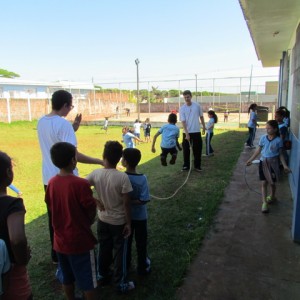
left=0, top=121, right=247, bottom=299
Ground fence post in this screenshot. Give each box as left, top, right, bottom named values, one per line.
left=27, top=95, right=32, bottom=121
left=6, top=97, right=11, bottom=123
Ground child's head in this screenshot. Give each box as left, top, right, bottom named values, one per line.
left=208, top=110, right=218, bottom=123
left=248, top=103, right=257, bottom=113
left=0, top=151, right=13, bottom=187
left=50, top=142, right=77, bottom=170
left=145, top=118, right=150, bottom=123
left=122, top=148, right=141, bottom=169
left=168, top=113, right=177, bottom=124
left=103, top=141, right=123, bottom=166
left=51, top=90, right=73, bottom=111
left=275, top=109, right=285, bottom=123
left=266, top=120, right=280, bottom=137
left=122, top=126, right=128, bottom=134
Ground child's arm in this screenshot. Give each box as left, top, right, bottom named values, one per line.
left=151, top=132, right=161, bottom=153
left=122, top=193, right=131, bottom=238
left=7, top=212, right=31, bottom=265
left=134, top=136, right=143, bottom=143
left=8, top=184, right=22, bottom=197
left=72, top=113, right=82, bottom=132
left=176, top=138, right=182, bottom=151
left=279, top=149, right=291, bottom=173
left=246, top=147, right=262, bottom=166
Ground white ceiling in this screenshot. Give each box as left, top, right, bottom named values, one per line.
left=239, top=0, right=300, bottom=67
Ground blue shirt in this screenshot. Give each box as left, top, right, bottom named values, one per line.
left=122, top=132, right=135, bottom=148
left=158, top=124, right=180, bottom=149
left=126, top=173, right=150, bottom=220
left=206, top=118, right=215, bottom=133
left=247, top=111, right=257, bottom=128
left=259, top=135, right=283, bottom=161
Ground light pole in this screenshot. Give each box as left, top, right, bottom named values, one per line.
left=135, top=58, right=140, bottom=120
left=195, top=74, right=198, bottom=102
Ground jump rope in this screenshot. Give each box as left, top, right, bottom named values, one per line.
left=150, top=141, right=193, bottom=200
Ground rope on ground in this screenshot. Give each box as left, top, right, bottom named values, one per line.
left=150, top=141, right=193, bottom=200
left=244, top=162, right=261, bottom=195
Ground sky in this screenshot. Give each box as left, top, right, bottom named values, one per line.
left=1, top=0, right=279, bottom=90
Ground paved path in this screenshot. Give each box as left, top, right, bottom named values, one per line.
left=177, top=129, right=300, bottom=300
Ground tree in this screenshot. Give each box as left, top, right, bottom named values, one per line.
left=0, top=68, right=20, bottom=78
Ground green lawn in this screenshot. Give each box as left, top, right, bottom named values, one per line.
left=0, top=121, right=246, bottom=299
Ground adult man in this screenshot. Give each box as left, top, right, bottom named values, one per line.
left=179, top=90, right=206, bottom=172
left=37, top=90, right=103, bottom=263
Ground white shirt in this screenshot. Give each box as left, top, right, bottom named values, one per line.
left=179, top=102, right=203, bottom=133
left=133, top=122, right=142, bottom=134
left=37, top=115, right=78, bottom=185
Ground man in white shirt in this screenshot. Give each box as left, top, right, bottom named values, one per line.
left=179, top=90, right=206, bottom=172
left=37, top=90, right=103, bottom=263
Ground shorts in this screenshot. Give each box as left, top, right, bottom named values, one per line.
left=56, top=250, right=97, bottom=291
left=259, top=161, right=277, bottom=182
left=161, top=147, right=178, bottom=157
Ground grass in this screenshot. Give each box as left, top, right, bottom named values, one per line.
left=0, top=121, right=246, bottom=299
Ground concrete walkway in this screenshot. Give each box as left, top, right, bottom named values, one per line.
left=177, top=129, right=300, bottom=300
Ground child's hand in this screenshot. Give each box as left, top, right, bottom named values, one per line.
left=97, top=202, right=105, bottom=211
left=284, top=167, right=291, bottom=174
left=123, top=223, right=131, bottom=238
left=151, top=147, right=156, bottom=153
left=246, top=160, right=252, bottom=166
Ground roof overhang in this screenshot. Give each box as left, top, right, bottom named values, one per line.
left=239, top=0, right=300, bottom=67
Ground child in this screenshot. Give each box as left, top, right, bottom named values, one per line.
left=223, top=110, right=229, bottom=122
left=246, top=120, right=290, bottom=213
left=45, top=142, right=98, bottom=300
left=144, top=118, right=152, bottom=143
left=204, top=110, right=218, bottom=156
left=245, top=103, right=259, bottom=148
left=278, top=106, right=290, bottom=127
left=122, top=127, right=143, bottom=148
left=121, top=148, right=151, bottom=275
left=86, top=141, right=135, bottom=293
left=0, top=151, right=32, bottom=300
left=151, top=113, right=182, bottom=166
left=103, top=117, right=109, bottom=133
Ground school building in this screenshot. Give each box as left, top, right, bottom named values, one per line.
left=239, top=0, right=300, bottom=240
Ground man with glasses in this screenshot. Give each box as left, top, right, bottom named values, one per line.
left=179, top=90, right=206, bottom=172
left=37, top=90, right=103, bottom=264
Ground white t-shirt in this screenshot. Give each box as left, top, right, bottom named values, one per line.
left=37, top=115, right=78, bottom=185
left=133, top=122, right=142, bottom=134
left=86, top=168, right=133, bottom=225
left=179, top=102, right=203, bottom=133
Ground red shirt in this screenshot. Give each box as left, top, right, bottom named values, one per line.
left=45, top=175, right=97, bottom=254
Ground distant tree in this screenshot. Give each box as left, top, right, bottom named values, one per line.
left=0, top=68, right=20, bottom=78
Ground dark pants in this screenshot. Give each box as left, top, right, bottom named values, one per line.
left=44, top=185, right=57, bottom=262
left=127, top=220, right=148, bottom=274
left=97, top=220, right=128, bottom=286
left=205, top=132, right=214, bottom=155
left=161, top=147, right=177, bottom=158
left=182, top=132, right=202, bottom=169
left=246, top=127, right=256, bottom=146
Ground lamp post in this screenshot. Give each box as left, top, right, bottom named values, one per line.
left=135, top=58, right=140, bottom=120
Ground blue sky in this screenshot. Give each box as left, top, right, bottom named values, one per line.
left=1, top=0, right=278, bottom=87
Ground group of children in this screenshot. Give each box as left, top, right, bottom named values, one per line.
left=245, top=105, right=291, bottom=213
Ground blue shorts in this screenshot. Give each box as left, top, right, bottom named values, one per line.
left=56, top=250, right=97, bottom=291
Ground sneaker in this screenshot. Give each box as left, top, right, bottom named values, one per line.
left=194, top=167, right=203, bottom=172
left=138, top=257, right=151, bottom=275
left=169, top=155, right=177, bottom=165
left=118, top=281, right=135, bottom=293
left=181, top=166, right=189, bottom=171
left=261, top=203, right=269, bottom=213
left=266, top=196, right=277, bottom=204
left=160, top=156, right=167, bottom=166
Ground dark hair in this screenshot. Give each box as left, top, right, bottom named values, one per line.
left=103, top=141, right=123, bottom=166
left=0, top=151, right=12, bottom=186
left=277, top=106, right=290, bottom=118
left=168, top=113, right=177, bottom=124
left=183, top=90, right=192, bottom=97
left=248, top=103, right=257, bottom=114
left=266, top=120, right=280, bottom=137
left=275, top=109, right=286, bottom=118
left=123, top=148, right=141, bottom=168
left=208, top=110, right=218, bottom=123
left=50, top=142, right=76, bottom=169
left=51, top=90, right=73, bottom=110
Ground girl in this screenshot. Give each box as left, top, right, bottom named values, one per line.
left=245, top=103, right=258, bottom=148
left=205, top=110, right=218, bottom=156
left=246, top=120, right=290, bottom=213
left=122, top=127, right=143, bottom=149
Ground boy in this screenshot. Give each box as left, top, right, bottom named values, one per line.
left=0, top=151, right=32, bottom=299
left=151, top=113, right=182, bottom=166
left=122, top=148, right=151, bottom=275
left=86, top=141, right=135, bottom=293
left=45, top=142, right=98, bottom=300
left=122, top=127, right=143, bottom=148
